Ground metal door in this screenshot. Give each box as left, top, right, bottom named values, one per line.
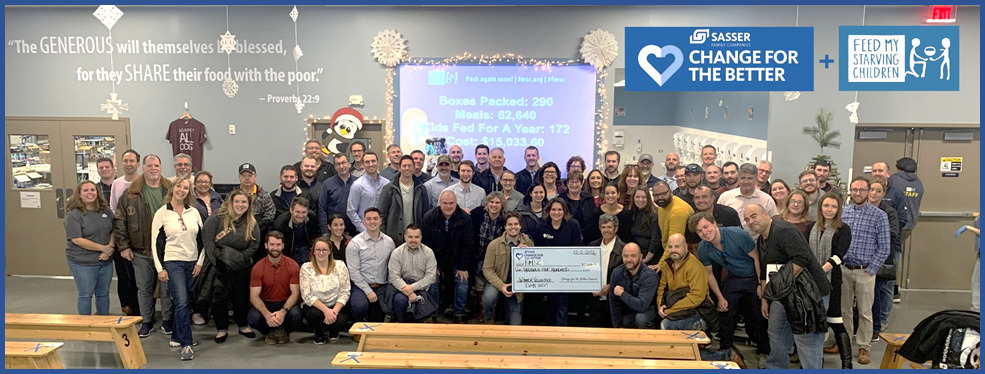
left=906, top=128, right=980, bottom=290
left=851, top=128, right=910, bottom=180
left=5, top=117, right=130, bottom=276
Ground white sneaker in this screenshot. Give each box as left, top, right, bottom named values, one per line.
left=180, top=346, right=194, bottom=361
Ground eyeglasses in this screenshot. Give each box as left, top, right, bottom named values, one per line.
left=757, top=169, right=772, bottom=175
left=850, top=188, right=869, bottom=193
left=800, top=178, right=816, bottom=184
left=175, top=163, right=192, bottom=167
left=194, top=180, right=211, bottom=184
left=788, top=200, right=805, bottom=206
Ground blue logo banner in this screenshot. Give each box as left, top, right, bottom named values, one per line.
left=839, top=26, right=959, bottom=91
left=625, top=27, right=814, bottom=91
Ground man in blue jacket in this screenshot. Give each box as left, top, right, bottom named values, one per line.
left=608, top=243, right=658, bottom=328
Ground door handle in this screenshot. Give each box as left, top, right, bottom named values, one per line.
left=919, top=211, right=977, bottom=218
left=56, top=188, right=65, bottom=219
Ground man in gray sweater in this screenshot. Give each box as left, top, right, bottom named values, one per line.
left=387, top=224, right=438, bottom=322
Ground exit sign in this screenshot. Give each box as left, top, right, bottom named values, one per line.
left=926, top=5, right=957, bottom=23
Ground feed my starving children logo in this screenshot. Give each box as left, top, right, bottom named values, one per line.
left=625, top=27, right=813, bottom=91
left=840, top=26, right=959, bottom=91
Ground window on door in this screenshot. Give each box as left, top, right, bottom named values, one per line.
left=9, top=134, right=52, bottom=189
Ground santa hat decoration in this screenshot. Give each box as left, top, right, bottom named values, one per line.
left=331, top=107, right=364, bottom=129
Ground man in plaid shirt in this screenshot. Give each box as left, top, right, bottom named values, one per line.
left=840, top=176, right=891, bottom=365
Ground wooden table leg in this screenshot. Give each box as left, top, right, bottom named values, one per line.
left=880, top=344, right=905, bottom=370
left=110, top=325, right=147, bottom=369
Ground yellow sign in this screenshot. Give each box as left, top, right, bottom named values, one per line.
left=940, top=157, right=963, bottom=172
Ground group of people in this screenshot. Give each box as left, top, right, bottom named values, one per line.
left=63, top=140, right=930, bottom=368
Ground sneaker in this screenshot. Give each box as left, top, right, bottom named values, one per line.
left=264, top=333, right=277, bottom=345
left=180, top=346, right=194, bottom=361
left=893, top=297, right=901, bottom=303
left=169, top=340, right=199, bottom=347
left=161, top=320, right=174, bottom=335
left=313, top=335, right=326, bottom=345
left=191, top=313, right=206, bottom=325
left=276, top=328, right=290, bottom=344
left=871, top=335, right=881, bottom=343
left=138, top=323, right=153, bottom=338
left=329, top=335, right=340, bottom=343
left=758, top=354, right=768, bottom=369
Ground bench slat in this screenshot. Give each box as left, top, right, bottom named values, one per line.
left=5, top=342, right=64, bottom=357
left=361, top=336, right=700, bottom=360
left=332, top=351, right=738, bottom=369
left=349, top=323, right=709, bottom=344
left=6, top=313, right=141, bottom=328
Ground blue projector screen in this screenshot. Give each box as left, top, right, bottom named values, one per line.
left=397, top=64, right=597, bottom=174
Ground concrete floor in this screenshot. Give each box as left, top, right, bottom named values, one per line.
left=3, top=276, right=974, bottom=369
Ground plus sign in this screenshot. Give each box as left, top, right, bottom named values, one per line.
left=819, top=54, right=835, bottom=69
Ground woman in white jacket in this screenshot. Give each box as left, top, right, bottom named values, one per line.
left=300, top=236, right=350, bottom=344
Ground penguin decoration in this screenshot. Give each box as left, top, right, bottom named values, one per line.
left=321, top=107, right=364, bottom=158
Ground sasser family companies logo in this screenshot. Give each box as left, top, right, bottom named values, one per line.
left=840, top=26, right=959, bottom=91
left=625, top=27, right=813, bottom=92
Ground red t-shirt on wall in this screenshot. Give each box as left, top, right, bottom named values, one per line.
left=165, top=118, right=207, bottom=171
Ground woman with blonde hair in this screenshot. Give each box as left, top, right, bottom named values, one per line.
left=779, top=190, right=812, bottom=236
left=301, top=236, right=350, bottom=344
left=64, top=180, right=115, bottom=316
left=200, top=188, right=259, bottom=343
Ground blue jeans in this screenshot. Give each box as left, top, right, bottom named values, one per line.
left=350, top=284, right=386, bottom=322
left=765, top=295, right=827, bottom=369
left=973, top=257, right=980, bottom=312
left=620, top=306, right=657, bottom=329
left=481, top=283, right=523, bottom=325
left=392, top=279, right=440, bottom=322
left=163, top=261, right=195, bottom=348
left=439, top=270, right=470, bottom=317
left=67, top=259, right=113, bottom=315
left=872, top=277, right=895, bottom=333
left=247, top=300, right=303, bottom=335
left=660, top=312, right=703, bottom=330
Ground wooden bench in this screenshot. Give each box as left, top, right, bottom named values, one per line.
left=349, top=323, right=710, bottom=360
left=5, top=342, right=65, bottom=369
left=5, top=313, right=146, bottom=369
left=878, top=332, right=910, bottom=369
left=331, top=351, right=739, bottom=369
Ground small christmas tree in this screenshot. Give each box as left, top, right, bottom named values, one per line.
left=802, top=108, right=843, bottom=188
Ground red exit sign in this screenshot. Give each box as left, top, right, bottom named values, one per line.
left=926, top=5, right=957, bottom=23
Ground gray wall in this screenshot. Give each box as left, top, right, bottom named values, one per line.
left=5, top=5, right=979, bottom=190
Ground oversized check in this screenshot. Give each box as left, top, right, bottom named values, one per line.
left=511, top=247, right=603, bottom=293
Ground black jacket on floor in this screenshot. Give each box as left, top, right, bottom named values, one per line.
left=898, top=309, right=980, bottom=368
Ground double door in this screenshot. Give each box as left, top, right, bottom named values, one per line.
left=5, top=117, right=130, bottom=276
left=852, top=126, right=980, bottom=290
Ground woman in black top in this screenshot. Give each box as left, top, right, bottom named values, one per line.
left=533, top=198, right=582, bottom=326
left=325, top=214, right=351, bottom=263
left=561, top=171, right=600, bottom=245
left=805, top=192, right=853, bottom=369
left=518, top=184, right=547, bottom=236
left=626, top=186, right=662, bottom=265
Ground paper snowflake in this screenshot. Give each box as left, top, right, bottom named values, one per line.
left=290, top=6, right=299, bottom=22
left=845, top=101, right=860, bottom=124
left=100, top=92, right=129, bottom=120
left=93, top=5, right=123, bottom=30
left=783, top=91, right=801, bottom=101
left=371, top=29, right=408, bottom=68
left=294, top=45, right=303, bottom=61
left=222, top=77, right=239, bottom=98
left=580, top=29, right=619, bottom=70
left=295, top=100, right=305, bottom=114
left=220, top=31, right=237, bottom=55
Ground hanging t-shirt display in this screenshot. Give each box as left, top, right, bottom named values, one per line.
left=165, top=118, right=208, bottom=171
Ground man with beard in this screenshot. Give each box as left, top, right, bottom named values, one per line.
left=424, top=155, right=459, bottom=206
left=248, top=231, right=303, bottom=345
left=474, top=147, right=509, bottom=194
left=652, top=180, right=694, bottom=266
left=346, top=151, right=389, bottom=233
left=798, top=170, right=822, bottom=220
left=658, top=153, right=680, bottom=192
left=717, top=163, right=777, bottom=238
left=388, top=224, right=439, bottom=323
left=443, top=160, right=485, bottom=214
left=840, top=177, right=891, bottom=365
left=473, top=144, right=490, bottom=173
left=637, top=154, right=660, bottom=189
left=380, top=144, right=402, bottom=181
left=167, top=153, right=193, bottom=184
left=745, top=204, right=830, bottom=369
left=349, top=141, right=367, bottom=179
left=237, top=163, right=276, bottom=239
left=378, top=155, right=430, bottom=246
left=705, top=165, right=723, bottom=190
left=603, top=150, right=622, bottom=186
left=676, top=164, right=704, bottom=210
left=608, top=243, right=658, bottom=328
left=271, top=165, right=307, bottom=217
left=813, top=159, right=842, bottom=196
left=297, top=157, right=324, bottom=211
left=717, top=161, right=739, bottom=195
left=656, top=234, right=710, bottom=330
left=293, top=139, right=335, bottom=183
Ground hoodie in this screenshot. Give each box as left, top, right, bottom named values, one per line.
left=888, top=171, right=923, bottom=230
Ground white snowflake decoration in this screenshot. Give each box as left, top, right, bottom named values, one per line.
left=294, top=45, right=303, bottom=62
left=220, top=31, right=237, bottom=55
left=295, top=100, right=305, bottom=114
left=289, top=6, right=299, bottom=22
left=783, top=91, right=801, bottom=101
left=371, top=29, right=408, bottom=68
left=93, top=5, right=123, bottom=30
left=580, top=29, right=619, bottom=70
left=222, top=77, right=239, bottom=98
left=100, top=92, right=129, bottom=120
left=845, top=101, right=860, bottom=124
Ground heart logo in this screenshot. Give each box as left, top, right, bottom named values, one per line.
left=514, top=253, right=523, bottom=261
left=638, top=44, right=683, bottom=86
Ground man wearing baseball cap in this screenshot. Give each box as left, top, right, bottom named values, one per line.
left=237, top=163, right=277, bottom=258
left=423, top=155, right=459, bottom=207
left=637, top=154, right=660, bottom=189
left=675, top=164, right=705, bottom=210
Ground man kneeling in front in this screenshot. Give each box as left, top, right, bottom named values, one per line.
left=248, top=231, right=303, bottom=345
left=608, top=243, right=658, bottom=328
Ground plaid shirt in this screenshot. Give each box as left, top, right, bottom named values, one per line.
left=841, top=202, right=891, bottom=275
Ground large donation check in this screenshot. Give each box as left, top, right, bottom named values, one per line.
left=511, top=247, right=603, bottom=293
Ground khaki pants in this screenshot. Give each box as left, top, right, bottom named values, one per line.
left=841, top=267, right=876, bottom=349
